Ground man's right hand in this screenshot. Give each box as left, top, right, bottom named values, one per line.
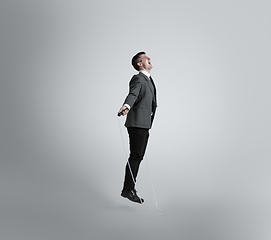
left=118, top=106, right=129, bottom=116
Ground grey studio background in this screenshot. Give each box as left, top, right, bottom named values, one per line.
left=0, top=0, right=270, bottom=240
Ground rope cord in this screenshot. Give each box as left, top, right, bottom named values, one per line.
left=117, top=117, right=168, bottom=215
left=117, top=117, right=143, bottom=204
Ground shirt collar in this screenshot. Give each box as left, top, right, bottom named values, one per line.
left=139, top=70, right=151, bottom=78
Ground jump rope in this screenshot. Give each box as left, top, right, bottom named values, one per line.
left=117, top=108, right=168, bottom=217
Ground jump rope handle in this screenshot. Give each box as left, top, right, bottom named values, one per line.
left=117, top=108, right=129, bottom=116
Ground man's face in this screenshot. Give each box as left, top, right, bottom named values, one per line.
left=138, top=54, right=153, bottom=71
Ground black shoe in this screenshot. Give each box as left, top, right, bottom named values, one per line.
left=121, top=189, right=144, bottom=204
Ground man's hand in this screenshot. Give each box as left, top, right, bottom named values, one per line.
left=118, top=106, right=129, bottom=116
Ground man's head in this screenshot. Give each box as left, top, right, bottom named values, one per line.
left=132, top=52, right=153, bottom=72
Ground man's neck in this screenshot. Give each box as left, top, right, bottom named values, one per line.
left=144, top=69, right=151, bottom=74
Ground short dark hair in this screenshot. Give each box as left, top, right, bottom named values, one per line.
left=131, top=51, right=145, bottom=71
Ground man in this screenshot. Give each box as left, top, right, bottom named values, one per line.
left=118, top=52, right=157, bottom=204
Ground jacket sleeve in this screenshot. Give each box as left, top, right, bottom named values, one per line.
left=123, top=76, right=142, bottom=109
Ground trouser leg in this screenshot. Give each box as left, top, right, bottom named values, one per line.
left=123, top=127, right=149, bottom=190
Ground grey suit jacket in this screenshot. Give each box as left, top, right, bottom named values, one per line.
left=123, top=72, right=157, bottom=129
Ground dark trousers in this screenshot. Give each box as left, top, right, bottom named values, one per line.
left=123, top=127, right=149, bottom=190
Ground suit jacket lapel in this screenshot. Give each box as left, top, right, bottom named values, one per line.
left=139, top=72, right=155, bottom=96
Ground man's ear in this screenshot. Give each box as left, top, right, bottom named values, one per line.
left=137, top=62, right=142, bottom=68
